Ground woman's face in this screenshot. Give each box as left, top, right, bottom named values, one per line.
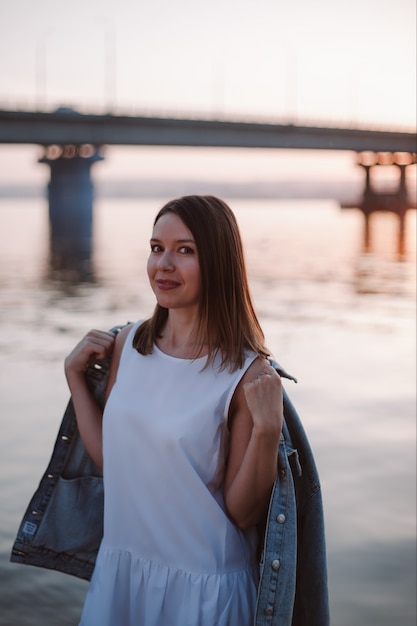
left=147, top=212, right=202, bottom=314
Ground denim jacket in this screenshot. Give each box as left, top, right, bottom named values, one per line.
left=10, top=325, right=329, bottom=626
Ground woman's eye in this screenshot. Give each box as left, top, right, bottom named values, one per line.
left=150, top=244, right=162, bottom=253
left=179, top=246, right=194, bottom=254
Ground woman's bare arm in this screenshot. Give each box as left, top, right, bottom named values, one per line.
left=64, top=326, right=131, bottom=471
left=224, top=359, right=283, bottom=529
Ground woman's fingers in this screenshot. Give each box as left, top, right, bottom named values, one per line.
left=85, top=330, right=115, bottom=358
left=243, top=363, right=283, bottom=435
left=65, top=330, right=116, bottom=375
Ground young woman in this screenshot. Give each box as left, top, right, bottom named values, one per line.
left=65, top=195, right=283, bottom=626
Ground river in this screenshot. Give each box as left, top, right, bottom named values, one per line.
left=0, top=196, right=415, bottom=625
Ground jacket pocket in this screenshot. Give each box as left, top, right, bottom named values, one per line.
left=32, top=475, right=103, bottom=554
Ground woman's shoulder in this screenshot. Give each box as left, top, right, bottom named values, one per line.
left=239, top=355, right=269, bottom=385
left=112, top=321, right=141, bottom=364
left=116, top=321, right=135, bottom=339
left=115, top=319, right=145, bottom=339
left=104, top=322, right=139, bottom=399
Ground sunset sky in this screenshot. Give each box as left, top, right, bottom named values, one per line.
left=0, top=0, right=415, bottom=184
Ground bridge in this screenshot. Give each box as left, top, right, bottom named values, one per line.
left=0, top=108, right=415, bottom=152
left=1, top=107, right=415, bottom=279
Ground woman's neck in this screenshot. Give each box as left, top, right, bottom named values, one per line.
left=156, top=314, right=207, bottom=359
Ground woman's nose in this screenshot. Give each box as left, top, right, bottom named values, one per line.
left=158, top=250, right=174, bottom=270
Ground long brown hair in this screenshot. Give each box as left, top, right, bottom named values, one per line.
left=133, top=195, right=269, bottom=371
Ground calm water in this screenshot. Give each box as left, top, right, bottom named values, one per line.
left=0, top=196, right=415, bottom=625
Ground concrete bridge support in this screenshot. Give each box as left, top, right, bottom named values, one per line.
left=342, top=151, right=416, bottom=258
left=39, top=145, right=103, bottom=280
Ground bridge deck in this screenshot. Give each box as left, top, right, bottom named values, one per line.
left=0, top=109, right=415, bottom=153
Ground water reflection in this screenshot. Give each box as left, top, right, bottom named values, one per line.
left=1, top=198, right=415, bottom=626
left=47, top=234, right=96, bottom=285
left=354, top=209, right=415, bottom=296
left=360, top=212, right=408, bottom=260
left=355, top=254, right=412, bottom=295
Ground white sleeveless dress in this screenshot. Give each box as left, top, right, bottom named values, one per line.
left=79, top=321, right=259, bottom=626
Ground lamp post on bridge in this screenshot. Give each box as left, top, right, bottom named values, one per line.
left=97, top=17, right=117, bottom=112
left=35, top=28, right=54, bottom=111
left=104, top=26, right=117, bottom=112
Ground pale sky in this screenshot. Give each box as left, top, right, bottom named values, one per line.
left=1, top=0, right=415, bottom=125
left=0, top=0, right=415, bottom=184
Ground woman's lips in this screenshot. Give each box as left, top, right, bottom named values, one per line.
left=156, top=279, right=180, bottom=290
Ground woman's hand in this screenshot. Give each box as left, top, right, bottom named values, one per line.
left=243, top=361, right=283, bottom=438
left=65, top=329, right=116, bottom=380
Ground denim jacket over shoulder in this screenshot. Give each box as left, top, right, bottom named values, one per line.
left=10, top=326, right=329, bottom=626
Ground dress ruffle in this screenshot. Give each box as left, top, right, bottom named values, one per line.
left=80, top=546, right=258, bottom=626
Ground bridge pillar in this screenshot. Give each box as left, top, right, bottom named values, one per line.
left=39, top=145, right=104, bottom=280
left=342, top=151, right=416, bottom=258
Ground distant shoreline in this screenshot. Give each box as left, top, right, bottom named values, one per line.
left=1, top=177, right=416, bottom=205
left=0, top=178, right=367, bottom=202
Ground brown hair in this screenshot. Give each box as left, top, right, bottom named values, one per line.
left=133, top=195, right=269, bottom=371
